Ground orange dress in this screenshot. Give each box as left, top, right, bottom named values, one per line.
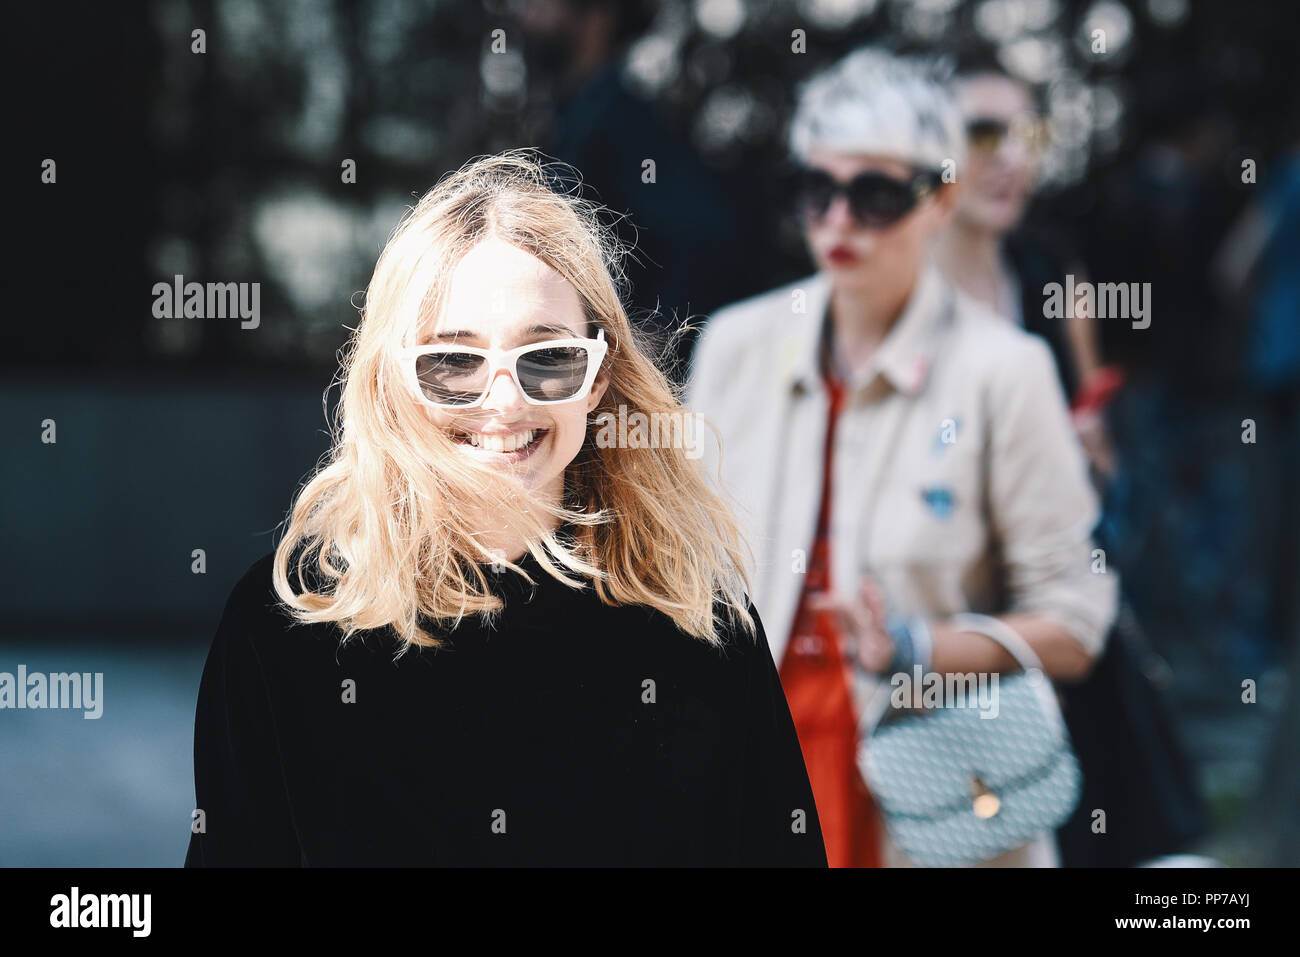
left=777, top=368, right=884, bottom=868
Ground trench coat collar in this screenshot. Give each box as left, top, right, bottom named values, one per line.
left=784, top=264, right=949, bottom=399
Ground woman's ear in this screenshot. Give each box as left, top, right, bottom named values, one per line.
left=934, top=179, right=963, bottom=219
left=586, top=370, right=610, bottom=413
left=921, top=180, right=962, bottom=237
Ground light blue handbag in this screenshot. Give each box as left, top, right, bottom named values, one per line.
left=857, top=613, right=1082, bottom=866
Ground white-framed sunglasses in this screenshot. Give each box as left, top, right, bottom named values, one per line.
left=398, top=329, right=607, bottom=408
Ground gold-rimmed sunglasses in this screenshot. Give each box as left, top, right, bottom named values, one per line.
left=966, top=115, right=1053, bottom=153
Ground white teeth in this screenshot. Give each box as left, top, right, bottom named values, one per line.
left=465, top=429, right=537, bottom=452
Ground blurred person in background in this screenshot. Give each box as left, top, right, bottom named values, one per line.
left=1085, top=66, right=1240, bottom=394
left=933, top=45, right=1116, bottom=479
left=1215, top=122, right=1300, bottom=658
left=687, top=48, right=1117, bottom=867
left=1068, top=65, right=1281, bottom=862
left=1083, top=66, right=1278, bottom=681
left=512, top=0, right=752, bottom=383
left=1212, top=119, right=1300, bottom=865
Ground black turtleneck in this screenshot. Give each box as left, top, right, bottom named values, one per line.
left=184, top=545, right=827, bottom=867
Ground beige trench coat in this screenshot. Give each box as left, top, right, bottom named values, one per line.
left=686, top=264, right=1118, bottom=867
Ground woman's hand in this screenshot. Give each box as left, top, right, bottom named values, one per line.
left=805, top=577, right=1094, bottom=680
left=805, top=576, right=895, bottom=673
left=1073, top=407, right=1117, bottom=479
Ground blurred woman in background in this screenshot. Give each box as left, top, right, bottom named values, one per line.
left=933, top=47, right=1117, bottom=477
left=688, top=48, right=1117, bottom=867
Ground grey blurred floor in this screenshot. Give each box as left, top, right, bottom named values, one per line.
left=0, top=638, right=208, bottom=867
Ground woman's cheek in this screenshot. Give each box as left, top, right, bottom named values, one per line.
left=547, top=420, right=582, bottom=470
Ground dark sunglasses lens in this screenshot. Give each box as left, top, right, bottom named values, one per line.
left=796, top=170, right=836, bottom=218
left=847, top=175, right=917, bottom=227
left=967, top=119, right=1007, bottom=151
left=517, top=345, right=590, bottom=401
left=414, top=352, right=488, bottom=405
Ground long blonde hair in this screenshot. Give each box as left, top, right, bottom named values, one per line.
left=272, top=149, right=755, bottom=653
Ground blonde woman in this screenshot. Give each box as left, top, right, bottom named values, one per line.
left=184, top=150, right=826, bottom=867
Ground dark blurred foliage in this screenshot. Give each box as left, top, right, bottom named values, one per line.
left=7, top=0, right=1297, bottom=374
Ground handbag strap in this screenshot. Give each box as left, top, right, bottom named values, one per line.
left=946, top=612, right=1044, bottom=673
left=860, top=613, right=1069, bottom=743
left=945, top=613, right=1069, bottom=743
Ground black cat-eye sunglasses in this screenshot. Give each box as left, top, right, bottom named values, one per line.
left=794, top=166, right=945, bottom=228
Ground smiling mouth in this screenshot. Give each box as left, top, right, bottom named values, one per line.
left=450, top=427, right=549, bottom=458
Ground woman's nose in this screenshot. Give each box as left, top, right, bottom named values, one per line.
left=480, top=367, right=525, bottom=411
left=1002, top=139, right=1033, bottom=168
left=824, top=194, right=856, bottom=229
